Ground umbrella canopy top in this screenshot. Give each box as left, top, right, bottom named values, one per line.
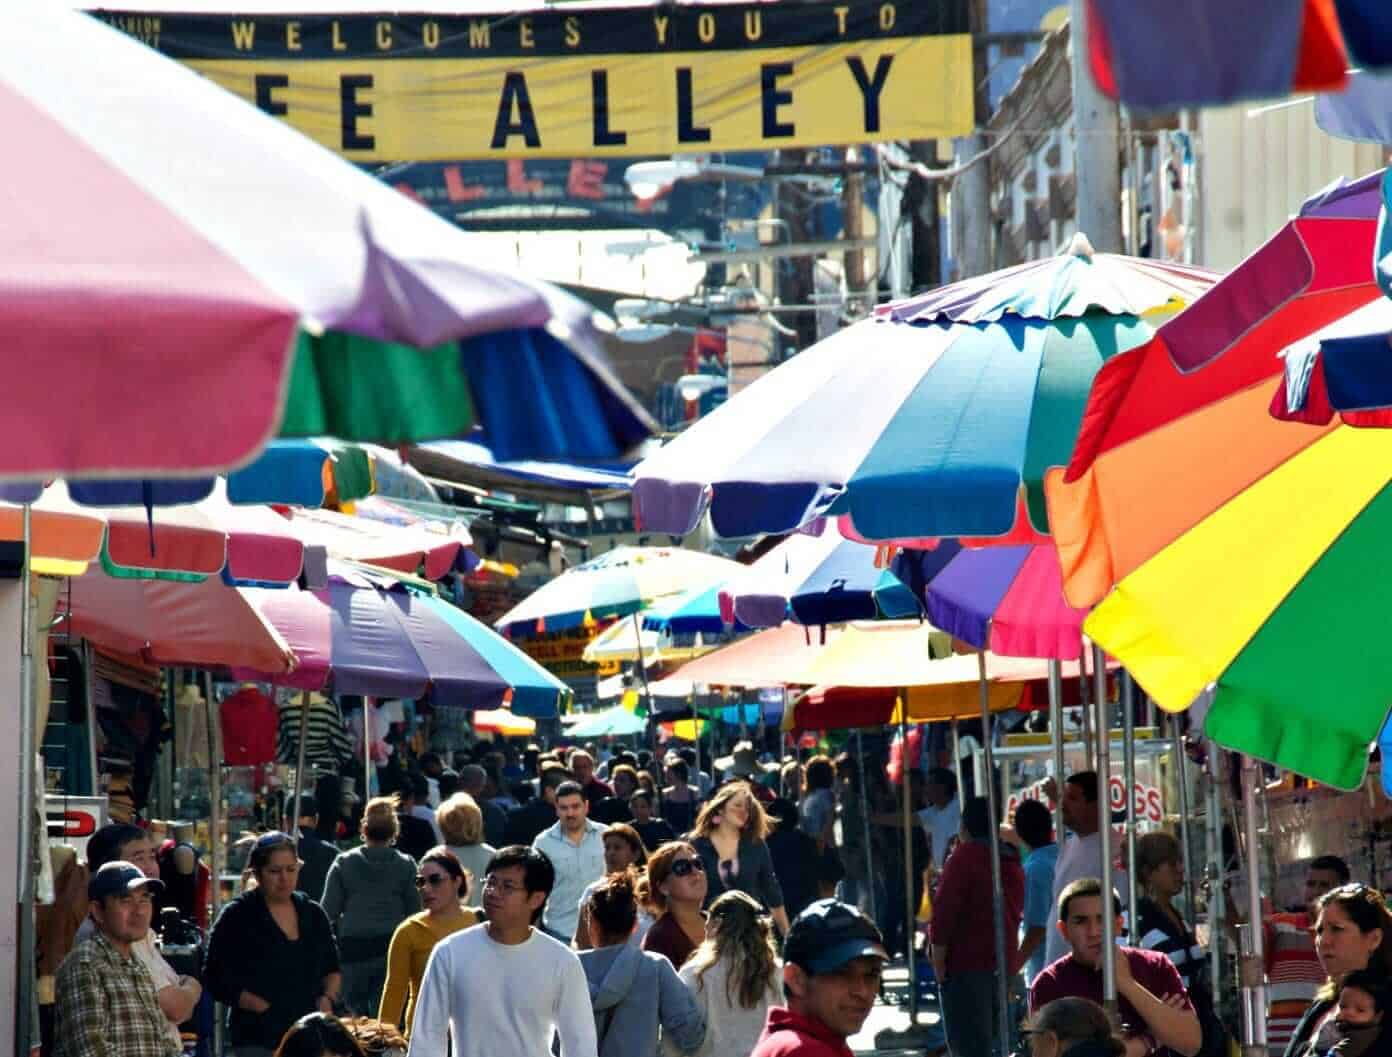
left=496, top=546, right=742, bottom=639
left=567, top=706, right=649, bottom=739
left=878, top=234, right=1216, bottom=325
left=654, top=622, right=844, bottom=690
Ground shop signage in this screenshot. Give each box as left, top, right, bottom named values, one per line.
left=99, top=1, right=972, bottom=160
left=1008, top=775, right=1165, bottom=825
left=44, top=795, right=109, bottom=859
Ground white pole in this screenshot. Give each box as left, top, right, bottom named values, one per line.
left=1239, top=757, right=1269, bottom=1056
left=1122, top=673, right=1138, bottom=945
left=854, top=729, right=877, bottom=923
left=1070, top=0, right=1124, bottom=252
left=1094, top=645, right=1117, bottom=1010
left=978, top=652, right=1013, bottom=1052
left=16, top=506, right=35, bottom=1057
left=288, top=690, right=311, bottom=837
left=1173, top=714, right=1197, bottom=934
left=1206, top=745, right=1226, bottom=1022
left=898, top=703, right=920, bottom=1026
left=1048, top=660, right=1066, bottom=846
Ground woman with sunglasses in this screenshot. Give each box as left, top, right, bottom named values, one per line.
left=1286, top=883, right=1392, bottom=1057
left=1023, top=997, right=1125, bottom=1057
left=579, top=871, right=706, bottom=1057
left=379, top=848, right=479, bottom=1037
left=690, top=783, right=791, bottom=937
left=671, top=891, right=781, bottom=1057
left=321, top=798, right=421, bottom=1018
left=273, top=1012, right=366, bottom=1057
left=206, top=832, right=342, bottom=1057
left=641, top=842, right=710, bottom=969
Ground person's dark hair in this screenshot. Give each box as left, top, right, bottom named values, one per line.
left=765, top=797, right=799, bottom=830
left=637, top=750, right=653, bottom=771
left=962, top=797, right=992, bottom=840
left=248, top=831, right=299, bottom=874
left=610, top=764, right=639, bottom=790
left=1338, top=969, right=1391, bottom=1014
left=1135, top=831, right=1182, bottom=890
left=485, top=845, right=556, bottom=914
left=436, top=770, right=460, bottom=800
left=629, top=789, right=655, bottom=808
left=539, top=764, right=570, bottom=794
left=555, top=780, right=585, bottom=801
left=926, top=767, right=957, bottom=799
left=667, top=758, right=690, bottom=782
left=678, top=747, right=697, bottom=768
left=272, top=1013, right=366, bottom=1057
left=1058, top=877, right=1123, bottom=922
left=420, top=846, right=467, bottom=898
left=1316, top=884, right=1392, bottom=993
left=586, top=870, right=639, bottom=941
left=1311, top=855, right=1352, bottom=883
left=295, top=795, right=319, bottom=821
left=604, top=823, right=648, bottom=866
left=804, top=755, right=835, bottom=792
left=1013, top=799, right=1053, bottom=850
left=511, top=780, right=534, bottom=804
left=1066, top=771, right=1099, bottom=804
left=1027, top=998, right=1125, bottom=1057
left=86, top=823, right=148, bottom=871
left=616, top=751, right=638, bottom=771
left=410, top=772, right=430, bottom=801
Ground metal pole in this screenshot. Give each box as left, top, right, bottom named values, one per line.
left=898, top=702, right=920, bottom=1025
left=16, top=505, right=35, bottom=1057
left=1094, top=645, right=1117, bottom=1010
left=1078, top=645, right=1094, bottom=772
left=951, top=719, right=965, bottom=800
left=1069, top=0, right=1124, bottom=253
left=1048, top=660, right=1066, bottom=846
left=1206, top=743, right=1225, bottom=1022
left=205, top=671, right=225, bottom=1057
left=1122, top=672, right=1138, bottom=945
left=631, top=613, right=655, bottom=714
left=853, top=730, right=878, bottom=924
left=363, top=698, right=372, bottom=801
left=978, top=652, right=1013, bottom=1053
left=288, top=690, right=311, bottom=838
left=1173, top=714, right=1197, bottom=935
left=1239, top=756, right=1268, bottom=1056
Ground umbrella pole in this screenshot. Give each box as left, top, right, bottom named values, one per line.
left=978, top=652, right=1012, bottom=1054
left=631, top=613, right=655, bottom=715
left=363, top=698, right=373, bottom=800
left=1094, top=645, right=1117, bottom=1011
left=1122, top=672, right=1139, bottom=945
left=897, top=699, right=920, bottom=1026
left=205, top=670, right=225, bottom=1057
left=950, top=719, right=965, bottom=799
left=1206, top=744, right=1226, bottom=1024
left=1239, top=756, right=1268, bottom=1057
left=16, top=504, right=35, bottom=1057
left=1172, top=712, right=1197, bottom=935
left=1048, top=660, right=1066, bottom=846
left=288, top=690, right=311, bottom=837
left=854, top=728, right=877, bottom=923
left=1079, top=645, right=1094, bottom=772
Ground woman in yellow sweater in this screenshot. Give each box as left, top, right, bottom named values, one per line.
left=378, top=846, right=479, bottom=1035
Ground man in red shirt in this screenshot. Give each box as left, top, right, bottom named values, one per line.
left=751, top=899, right=889, bottom=1057
left=929, top=795, right=1025, bottom=1057
left=1030, top=877, right=1202, bottom=1057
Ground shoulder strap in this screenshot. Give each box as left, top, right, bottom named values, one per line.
left=597, top=1006, right=617, bottom=1051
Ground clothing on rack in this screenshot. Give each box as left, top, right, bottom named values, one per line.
left=221, top=685, right=279, bottom=765
left=279, top=693, right=355, bottom=769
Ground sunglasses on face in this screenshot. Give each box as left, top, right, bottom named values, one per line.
left=670, top=858, right=705, bottom=878
left=415, top=873, right=450, bottom=888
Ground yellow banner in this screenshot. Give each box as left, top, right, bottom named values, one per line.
left=101, top=3, right=972, bottom=160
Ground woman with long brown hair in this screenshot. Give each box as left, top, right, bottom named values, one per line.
left=689, top=782, right=790, bottom=936
left=671, top=891, right=780, bottom=1057
left=640, top=842, right=709, bottom=969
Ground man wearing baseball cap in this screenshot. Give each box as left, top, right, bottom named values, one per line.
left=751, top=898, right=889, bottom=1057
left=54, top=862, right=181, bottom=1057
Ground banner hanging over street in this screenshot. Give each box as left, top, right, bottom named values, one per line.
left=98, top=2, right=973, bottom=160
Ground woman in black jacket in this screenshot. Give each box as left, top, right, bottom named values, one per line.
left=688, top=782, right=790, bottom=936
left=206, top=832, right=341, bottom=1057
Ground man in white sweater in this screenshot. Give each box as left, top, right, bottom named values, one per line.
left=408, top=845, right=597, bottom=1057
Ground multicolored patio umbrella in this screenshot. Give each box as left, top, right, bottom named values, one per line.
left=633, top=238, right=1214, bottom=542
left=566, top=706, right=649, bottom=739
left=722, top=522, right=919, bottom=629
left=283, top=507, right=465, bottom=581
left=1047, top=173, right=1384, bottom=609
left=495, top=546, right=743, bottom=639
left=242, top=569, right=565, bottom=716
left=2, top=6, right=650, bottom=483
left=473, top=709, right=538, bottom=737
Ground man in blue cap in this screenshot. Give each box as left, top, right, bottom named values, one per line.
left=751, top=898, right=889, bottom=1057
left=54, top=861, right=180, bottom=1057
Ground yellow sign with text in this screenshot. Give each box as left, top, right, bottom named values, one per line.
left=100, top=3, right=972, bottom=161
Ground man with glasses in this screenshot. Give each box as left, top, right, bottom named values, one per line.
left=533, top=781, right=608, bottom=943
left=750, top=898, right=889, bottom=1057
left=54, top=861, right=181, bottom=1057
left=408, top=846, right=596, bottom=1057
